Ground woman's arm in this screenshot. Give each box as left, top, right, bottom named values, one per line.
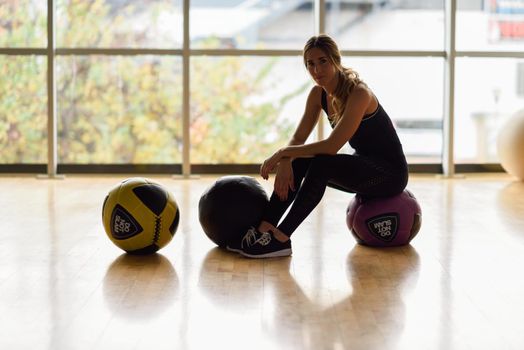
left=286, top=85, right=324, bottom=148
left=261, top=85, right=372, bottom=178
left=282, top=85, right=371, bottom=158
left=266, top=86, right=322, bottom=190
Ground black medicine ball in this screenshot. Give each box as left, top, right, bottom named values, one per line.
left=198, top=176, right=269, bottom=248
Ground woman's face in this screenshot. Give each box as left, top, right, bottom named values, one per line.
left=304, top=47, right=337, bottom=87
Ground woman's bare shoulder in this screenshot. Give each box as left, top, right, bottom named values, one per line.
left=310, top=84, right=324, bottom=96
left=306, top=85, right=324, bottom=105
left=354, top=82, right=373, bottom=96
left=351, top=83, right=377, bottom=112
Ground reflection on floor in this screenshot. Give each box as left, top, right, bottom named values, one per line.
left=1, top=173, right=523, bottom=350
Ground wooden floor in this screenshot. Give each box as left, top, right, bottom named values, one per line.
left=1, top=173, right=524, bottom=350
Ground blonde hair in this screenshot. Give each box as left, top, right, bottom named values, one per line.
left=303, top=34, right=365, bottom=125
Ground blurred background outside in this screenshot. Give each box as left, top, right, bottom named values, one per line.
left=1, top=0, right=523, bottom=167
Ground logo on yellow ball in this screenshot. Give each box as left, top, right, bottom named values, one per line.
left=110, top=205, right=143, bottom=239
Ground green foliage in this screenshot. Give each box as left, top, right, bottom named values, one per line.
left=1, top=0, right=307, bottom=164
left=0, top=0, right=48, bottom=163
left=57, top=55, right=182, bottom=163
left=191, top=56, right=302, bottom=163
left=0, top=56, right=47, bottom=163
left=0, top=0, right=47, bottom=47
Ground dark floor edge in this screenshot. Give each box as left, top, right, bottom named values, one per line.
left=0, top=163, right=505, bottom=174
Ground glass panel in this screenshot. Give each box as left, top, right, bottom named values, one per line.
left=457, top=0, right=524, bottom=51
left=327, top=0, right=445, bottom=51
left=0, top=55, right=47, bottom=163
left=57, top=0, right=182, bottom=48
left=0, top=0, right=47, bottom=47
left=455, top=58, right=524, bottom=162
left=190, top=56, right=311, bottom=163
left=330, top=57, right=444, bottom=163
left=57, top=56, right=182, bottom=164
left=190, top=1, right=315, bottom=49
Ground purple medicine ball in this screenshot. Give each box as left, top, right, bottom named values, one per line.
left=346, top=189, right=422, bottom=247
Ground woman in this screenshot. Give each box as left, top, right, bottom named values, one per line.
left=234, top=34, right=408, bottom=258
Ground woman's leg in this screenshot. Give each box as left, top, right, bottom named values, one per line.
left=276, top=154, right=407, bottom=237
left=260, top=157, right=312, bottom=228
left=240, top=153, right=406, bottom=258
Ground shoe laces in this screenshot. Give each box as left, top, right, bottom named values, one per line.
left=241, top=227, right=272, bottom=248
left=241, top=227, right=259, bottom=248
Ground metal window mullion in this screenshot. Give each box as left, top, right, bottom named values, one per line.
left=340, top=50, right=445, bottom=57
left=47, top=0, right=58, bottom=177
left=189, top=49, right=301, bottom=56
left=443, top=0, right=457, bottom=176
left=56, top=48, right=183, bottom=55
left=457, top=51, right=524, bottom=58
left=182, top=0, right=190, bottom=177
left=315, top=0, right=326, bottom=142
left=315, top=0, right=326, bottom=35
left=0, top=48, right=47, bottom=55
left=44, top=48, right=524, bottom=60
left=190, top=50, right=447, bottom=57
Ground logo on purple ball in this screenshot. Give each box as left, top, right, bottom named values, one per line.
left=366, top=213, right=399, bottom=242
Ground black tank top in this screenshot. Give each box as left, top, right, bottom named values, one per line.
left=321, top=89, right=406, bottom=163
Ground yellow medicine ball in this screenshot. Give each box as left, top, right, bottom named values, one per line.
left=102, top=177, right=180, bottom=254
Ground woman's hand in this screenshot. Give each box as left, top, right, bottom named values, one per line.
left=260, top=149, right=284, bottom=180
left=273, top=159, right=295, bottom=201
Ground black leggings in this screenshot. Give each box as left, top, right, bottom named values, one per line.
left=262, top=154, right=408, bottom=237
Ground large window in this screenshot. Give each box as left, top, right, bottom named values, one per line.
left=457, top=0, right=524, bottom=52
left=190, top=0, right=315, bottom=49
left=57, top=55, right=182, bottom=164
left=0, top=56, right=47, bottom=163
left=328, top=0, right=445, bottom=51
left=455, top=0, right=524, bottom=164
left=455, top=58, right=524, bottom=163
left=345, top=57, right=444, bottom=163
left=0, top=0, right=47, bottom=47
left=0, top=0, right=47, bottom=164
left=190, top=56, right=310, bottom=163
left=57, top=0, right=182, bottom=48
left=1, top=0, right=523, bottom=173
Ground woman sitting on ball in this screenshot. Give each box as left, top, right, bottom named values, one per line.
left=232, top=34, right=409, bottom=258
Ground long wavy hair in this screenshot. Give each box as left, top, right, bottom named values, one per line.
left=303, top=34, right=365, bottom=125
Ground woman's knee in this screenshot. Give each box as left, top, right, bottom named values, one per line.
left=306, top=154, right=335, bottom=176
left=291, top=157, right=312, bottom=174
